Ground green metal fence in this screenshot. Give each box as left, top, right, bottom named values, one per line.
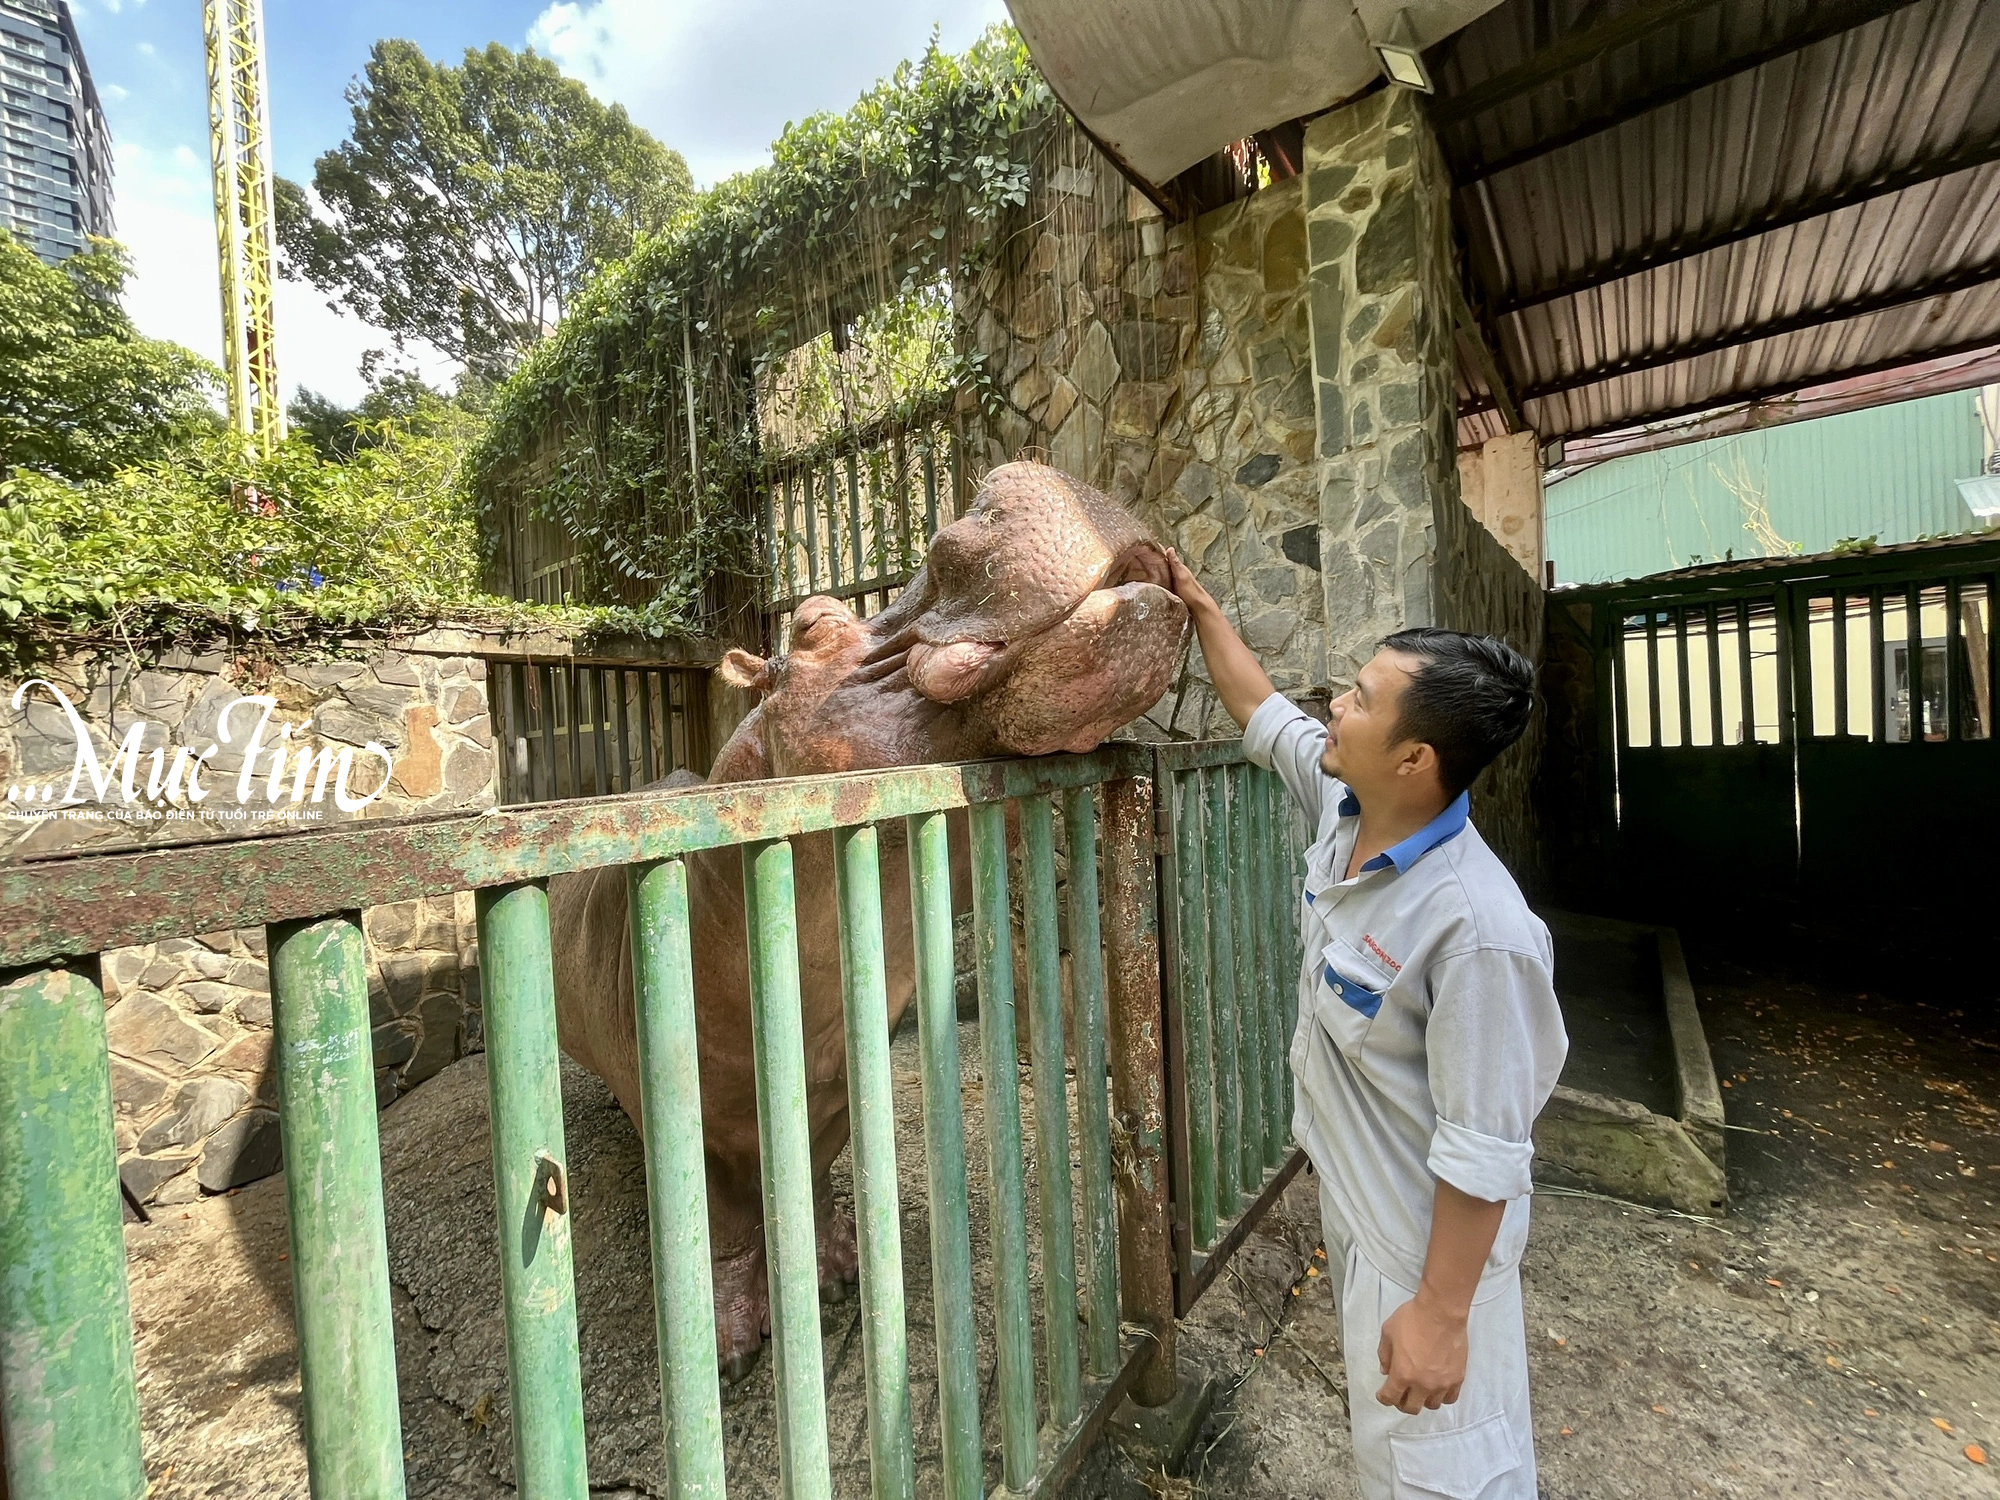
left=0, top=740, right=1302, bottom=1499
left=1155, top=744, right=1308, bottom=1315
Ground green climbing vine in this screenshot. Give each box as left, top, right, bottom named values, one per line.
left=465, top=24, right=1053, bottom=634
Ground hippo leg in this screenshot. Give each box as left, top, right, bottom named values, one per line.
left=707, top=1153, right=771, bottom=1383
left=816, top=1195, right=859, bottom=1304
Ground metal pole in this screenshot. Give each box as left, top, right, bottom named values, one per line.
left=1102, top=777, right=1177, bottom=1407
left=833, top=826, right=917, bottom=1500
left=1062, top=786, right=1120, bottom=1379
left=968, top=799, right=1038, bottom=1487
left=268, top=915, right=406, bottom=1499
left=742, top=840, right=834, bottom=1500
left=475, top=883, right=589, bottom=1498
left=0, top=962, right=144, bottom=1500
left=905, top=811, right=982, bottom=1500
left=1021, top=795, right=1081, bottom=1428
left=627, top=860, right=726, bottom=1499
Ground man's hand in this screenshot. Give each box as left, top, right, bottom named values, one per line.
left=1375, top=1292, right=1468, bottom=1413
left=1162, top=549, right=1273, bottom=727
left=1163, top=548, right=1219, bottom=617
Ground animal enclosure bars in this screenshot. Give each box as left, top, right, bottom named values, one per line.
left=1572, top=533, right=2000, bottom=902
left=0, top=741, right=1303, bottom=1500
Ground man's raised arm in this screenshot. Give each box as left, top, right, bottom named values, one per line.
left=1164, top=550, right=1275, bottom=729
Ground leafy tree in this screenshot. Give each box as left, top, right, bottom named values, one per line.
left=287, top=371, right=475, bottom=461
left=278, top=41, right=694, bottom=379
left=0, top=233, right=220, bottom=482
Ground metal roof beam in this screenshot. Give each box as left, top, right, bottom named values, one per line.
left=1531, top=330, right=2000, bottom=443
left=1431, top=0, right=1728, bottom=127
left=1450, top=279, right=1526, bottom=433
left=1494, top=135, right=2000, bottom=315
left=1516, top=260, right=2000, bottom=402
left=1454, top=0, right=1927, bottom=185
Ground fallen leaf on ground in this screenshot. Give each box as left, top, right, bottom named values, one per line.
left=1652, top=1405, right=1668, bottom=1415
left=1933, top=1417, right=1953, bottom=1433
left=1766, top=1277, right=1784, bottom=1287
left=1559, top=1427, right=1573, bottom=1437
left=1864, top=1409, right=1879, bottom=1417
left=1967, top=1445, right=1987, bottom=1465
left=1825, top=1356, right=1841, bottom=1368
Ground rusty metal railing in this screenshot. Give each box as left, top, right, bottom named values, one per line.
left=0, top=741, right=1305, bottom=1500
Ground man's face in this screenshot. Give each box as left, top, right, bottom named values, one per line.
left=1319, top=649, right=1420, bottom=789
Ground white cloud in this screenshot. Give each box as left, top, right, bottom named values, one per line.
left=527, top=0, right=1012, bottom=186
left=111, top=139, right=456, bottom=410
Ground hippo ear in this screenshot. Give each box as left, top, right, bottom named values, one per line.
left=719, top=648, right=774, bottom=694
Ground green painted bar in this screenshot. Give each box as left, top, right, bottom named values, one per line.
left=1021, top=795, right=1082, bottom=1429
left=4, top=747, right=1163, bottom=969
left=267, top=915, right=407, bottom=1499
left=1254, top=772, right=1285, bottom=1167
left=1267, top=772, right=1298, bottom=1132
left=741, top=840, right=835, bottom=1500
left=802, top=467, right=823, bottom=592
left=627, top=860, right=726, bottom=1499
left=0, top=963, right=143, bottom=1500
left=967, top=800, right=1038, bottom=1489
left=1061, top=786, right=1120, bottom=1379
left=833, top=827, right=917, bottom=1500
left=476, top=883, right=589, bottom=1498
left=1229, top=765, right=1265, bottom=1196
left=904, top=812, right=981, bottom=1500
left=1202, top=767, right=1242, bottom=1212
left=1172, top=770, right=1218, bottom=1250
left=847, top=450, right=864, bottom=583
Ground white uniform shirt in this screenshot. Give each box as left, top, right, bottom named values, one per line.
left=1245, top=692, right=1569, bottom=1291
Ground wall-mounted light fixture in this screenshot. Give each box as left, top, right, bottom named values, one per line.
left=1373, top=8, right=1434, bottom=92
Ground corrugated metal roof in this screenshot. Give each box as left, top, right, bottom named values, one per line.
left=1436, top=0, right=2000, bottom=448
left=1545, top=389, right=1987, bottom=583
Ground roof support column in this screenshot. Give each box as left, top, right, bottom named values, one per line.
left=1302, top=87, right=1460, bottom=685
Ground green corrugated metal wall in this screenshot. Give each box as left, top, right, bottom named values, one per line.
left=1545, top=391, right=1988, bottom=585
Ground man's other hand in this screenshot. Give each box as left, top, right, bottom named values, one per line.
left=1375, top=1292, right=1469, bottom=1414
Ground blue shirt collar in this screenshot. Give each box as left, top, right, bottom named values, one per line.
left=1335, top=788, right=1470, bottom=874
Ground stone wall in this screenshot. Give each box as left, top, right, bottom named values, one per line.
left=955, top=93, right=1549, bottom=868
left=0, top=635, right=503, bottom=1208
left=1435, top=477, right=1548, bottom=886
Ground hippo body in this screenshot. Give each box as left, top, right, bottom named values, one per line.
left=549, top=462, right=1187, bottom=1377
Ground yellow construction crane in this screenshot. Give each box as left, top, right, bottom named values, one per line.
left=203, top=0, right=284, bottom=452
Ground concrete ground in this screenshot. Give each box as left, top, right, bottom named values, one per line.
left=1166, top=929, right=2000, bottom=1500
left=124, top=937, right=1998, bottom=1498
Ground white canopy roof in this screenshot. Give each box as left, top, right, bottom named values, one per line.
left=1004, top=0, right=1507, bottom=186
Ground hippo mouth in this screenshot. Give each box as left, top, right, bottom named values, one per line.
left=904, top=547, right=1188, bottom=756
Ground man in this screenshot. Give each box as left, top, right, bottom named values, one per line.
left=1165, top=551, right=1566, bottom=1500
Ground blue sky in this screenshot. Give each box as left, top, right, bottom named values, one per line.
left=71, top=0, right=1008, bottom=404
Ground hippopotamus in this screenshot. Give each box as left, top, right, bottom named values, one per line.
left=548, top=461, right=1187, bottom=1378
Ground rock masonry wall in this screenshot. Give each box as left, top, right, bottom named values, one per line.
left=958, top=89, right=1548, bottom=870
left=1, top=640, right=499, bottom=1208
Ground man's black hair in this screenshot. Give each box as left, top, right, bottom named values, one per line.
left=1378, top=627, right=1535, bottom=797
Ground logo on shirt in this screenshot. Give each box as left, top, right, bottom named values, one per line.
left=1362, top=933, right=1402, bottom=972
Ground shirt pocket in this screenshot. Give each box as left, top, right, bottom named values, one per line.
left=1313, top=937, right=1397, bottom=1060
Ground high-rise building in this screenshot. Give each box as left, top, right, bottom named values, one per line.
left=1, top=0, right=112, bottom=263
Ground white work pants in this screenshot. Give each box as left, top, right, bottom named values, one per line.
left=1320, top=1181, right=1538, bottom=1500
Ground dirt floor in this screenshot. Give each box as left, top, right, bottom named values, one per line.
left=123, top=932, right=1998, bottom=1499
left=1163, top=925, right=2000, bottom=1500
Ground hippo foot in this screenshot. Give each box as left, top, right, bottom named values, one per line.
left=818, top=1206, right=859, bottom=1304
left=713, top=1244, right=770, bottom=1383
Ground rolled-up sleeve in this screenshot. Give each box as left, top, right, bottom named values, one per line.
left=1242, top=692, right=1330, bottom=827
left=1424, top=947, right=1568, bottom=1203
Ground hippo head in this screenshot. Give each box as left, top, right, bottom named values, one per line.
left=718, top=461, right=1187, bottom=779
